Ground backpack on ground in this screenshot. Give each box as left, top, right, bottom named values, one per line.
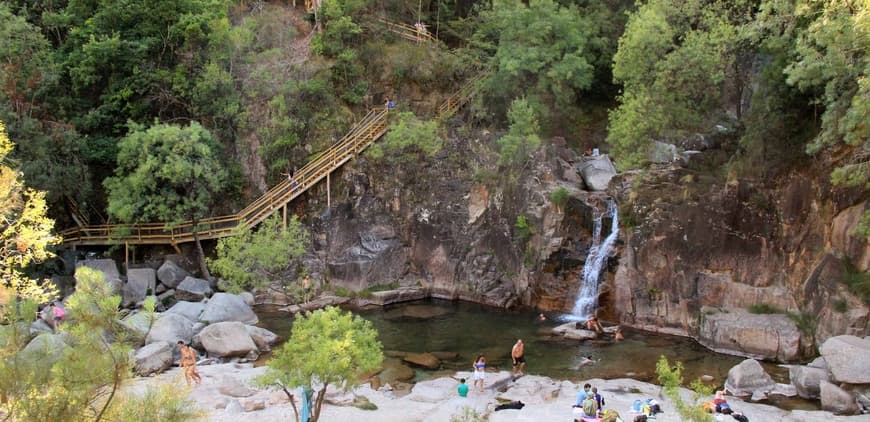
left=632, top=399, right=642, bottom=413
left=600, top=408, right=620, bottom=422
left=633, top=416, right=647, bottom=422
left=583, top=396, right=598, bottom=416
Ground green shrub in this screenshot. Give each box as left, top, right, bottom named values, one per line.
left=655, top=356, right=713, bottom=422
left=549, top=187, right=570, bottom=208
left=833, top=299, right=849, bottom=313
left=514, top=215, right=532, bottom=241
left=747, top=304, right=783, bottom=314
left=842, top=260, right=870, bottom=305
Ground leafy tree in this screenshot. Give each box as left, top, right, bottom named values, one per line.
left=0, top=121, right=59, bottom=304
left=104, top=121, right=228, bottom=277
left=259, top=306, right=384, bottom=422
left=473, top=0, right=611, bottom=122
left=777, top=0, right=869, bottom=236
left=368, top=111, right=442, bottom=164
left=209, top=215, right=311, bottom=295
left=608, top=0, right=746, bottom=169
left=0, top=4, right=90, bottom=217
left=497, top=97, right=540, bottom=168
left=655, top=356, right=714, bottom=422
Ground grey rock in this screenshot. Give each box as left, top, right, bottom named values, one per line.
left=20, top=332, right=68, bottom=364
left=145, top=313, right=194, bottom=346
left=699, top=308, right=801, bottom=361
left=75, top=259, right=122, bottom=293
left=245, top=326, right=279, bottom=351
left=789, top=365, right=830, bottom=399
left=199, top=321, right=258, bottom=358
left=122, top=311, right=156, bottom=338
left=241, top=398, right=266, bottom=412
left=239, top=292, right=254, bottom=306
left=134, top=341, right=172, bottom=376
left=157, top=289, right=175, bottom=302
left=157, top=260, right=189, bottom=288
left=724, top=359, right=775, bottom=397
left=808, top=356, right=828, bottom=369
left=224, top=399, right=243, bottom=414
left=819, top=335, right=870, bottom=384
left=199, top=293, right=258, bottom=325
left=649, top=141, right=677, bottom=163
left=166, top=301, right=206, bottom=323
left=218, top=375, right=255, bottom=398
left=577, top=155, right=617, bottom=191
left=30, top=318, right=52, bottom=334
left=820, top=380, right=860, bottom=415
left=124, top=268, right=156, bottom=308
left=175, top=277, right=213, bottom=302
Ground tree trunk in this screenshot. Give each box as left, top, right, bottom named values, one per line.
left=192, top=228, right=211, bottom=279
left=312, top=384, right=328, bottom=422
left=281, top=387, right=300, bottom=422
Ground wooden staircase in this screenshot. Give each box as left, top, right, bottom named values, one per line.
left=366, top=17, right=438, bottom=45
left=59, top=73, right=486, bottom=247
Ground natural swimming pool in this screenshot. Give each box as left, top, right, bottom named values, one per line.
left=256, top=298, right=818, bottom=410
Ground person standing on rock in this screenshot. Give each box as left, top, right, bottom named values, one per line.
left=511, top=339, right=526, bottom=377
left=178, top=341, right=202, bottom=386
left=458, top=378, right=469, bottom=397
left=472, top=355, right=486, bottom=392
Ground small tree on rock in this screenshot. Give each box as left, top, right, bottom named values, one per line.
left=258, top=306, right=383, bottom=422
left=208, top=215, right=310, bottom=296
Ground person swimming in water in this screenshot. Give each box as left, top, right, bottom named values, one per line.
left=578, top=355, right=596, bottom=367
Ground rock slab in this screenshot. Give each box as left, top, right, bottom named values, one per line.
left=724, top=359, right=775, bottom=397
left=699, top=308, right=801, bottom=361
left=157, top=260, right=189, bottom=288
left=175, top=276, right=213, bottom=302
left=134, top=341, right=173, bottom=376
left=146, top=313, right=194, bottom=346
left=819, top=335, right=870, bottom=384
left=820, top=380, right=860, bottom=415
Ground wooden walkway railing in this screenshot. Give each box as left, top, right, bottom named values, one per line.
left=59, top=73, right=485, bottom=247
left=366, top=17, right=438, bottom=45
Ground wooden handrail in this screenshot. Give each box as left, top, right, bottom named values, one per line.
left=60, top=73, right=485, bottom=247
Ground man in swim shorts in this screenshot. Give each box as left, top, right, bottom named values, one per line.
left=511, top=339, right=526, bottom=376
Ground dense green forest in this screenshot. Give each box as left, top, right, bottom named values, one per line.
left=0, top=0, right=866, bottom=235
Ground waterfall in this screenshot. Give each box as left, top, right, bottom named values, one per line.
left=570, top=200, right=619, bottom=320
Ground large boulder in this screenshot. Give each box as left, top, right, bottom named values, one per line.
left=121, top=311, right=156, bottom=338
left=245, top=326, right=279, bottom=351
left=134, top=341, right=172, bottom=376
left=124, top=268, right=156, bottom=308
left=649, top=141, right=677, bottom=163
left=198, top=321, right=258, bottom=358
left=20, top=332, right=68, bottom=364
left=577, top=155, right=617, bottom=191
left=789, top=365, right=830, bottom=399
left=403, top=353, right=440, bottom=370
left=157, top=260, right=189, bottom=288
left=75, top=259, right=123, bottom=293
left=145, top=313, right=194, bottom=346
left=199, top=293, right=258, bottom=325
left=819, top=335, right=870, bottom=384
left=699, top=308, right=801, bottom=361
left=166, top=301, right=206, bottom=323
left=820, top=380, right=860, bottom=415
left=724, top=359, right=775, bottom=397
left=175, top=277, right=213, bottom=302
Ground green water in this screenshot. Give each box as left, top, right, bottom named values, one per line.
left=258, top=299, right=749, bottom=384
left=257, top=299, right=821, bottom=410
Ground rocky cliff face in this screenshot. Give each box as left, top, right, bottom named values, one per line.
left=609, top=162, right=869, bottom=361
left=294, top=126, right=613, bottom=312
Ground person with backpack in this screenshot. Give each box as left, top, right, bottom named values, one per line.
left=582, top=394, right=599, bottom=418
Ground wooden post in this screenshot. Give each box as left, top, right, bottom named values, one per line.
left=283, top=203, right=287, bottom=229
left=125, top=241, right=129, bottom=271
left=327, top=172, right=331, bottom=208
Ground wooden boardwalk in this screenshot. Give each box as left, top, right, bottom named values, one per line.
left=60, top=72, right=486, bottom=247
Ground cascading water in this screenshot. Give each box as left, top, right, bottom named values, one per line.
left=570, top=200, right=619, bottom=320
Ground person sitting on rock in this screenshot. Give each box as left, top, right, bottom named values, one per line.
left=587, top=316, right=603, bottom=334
